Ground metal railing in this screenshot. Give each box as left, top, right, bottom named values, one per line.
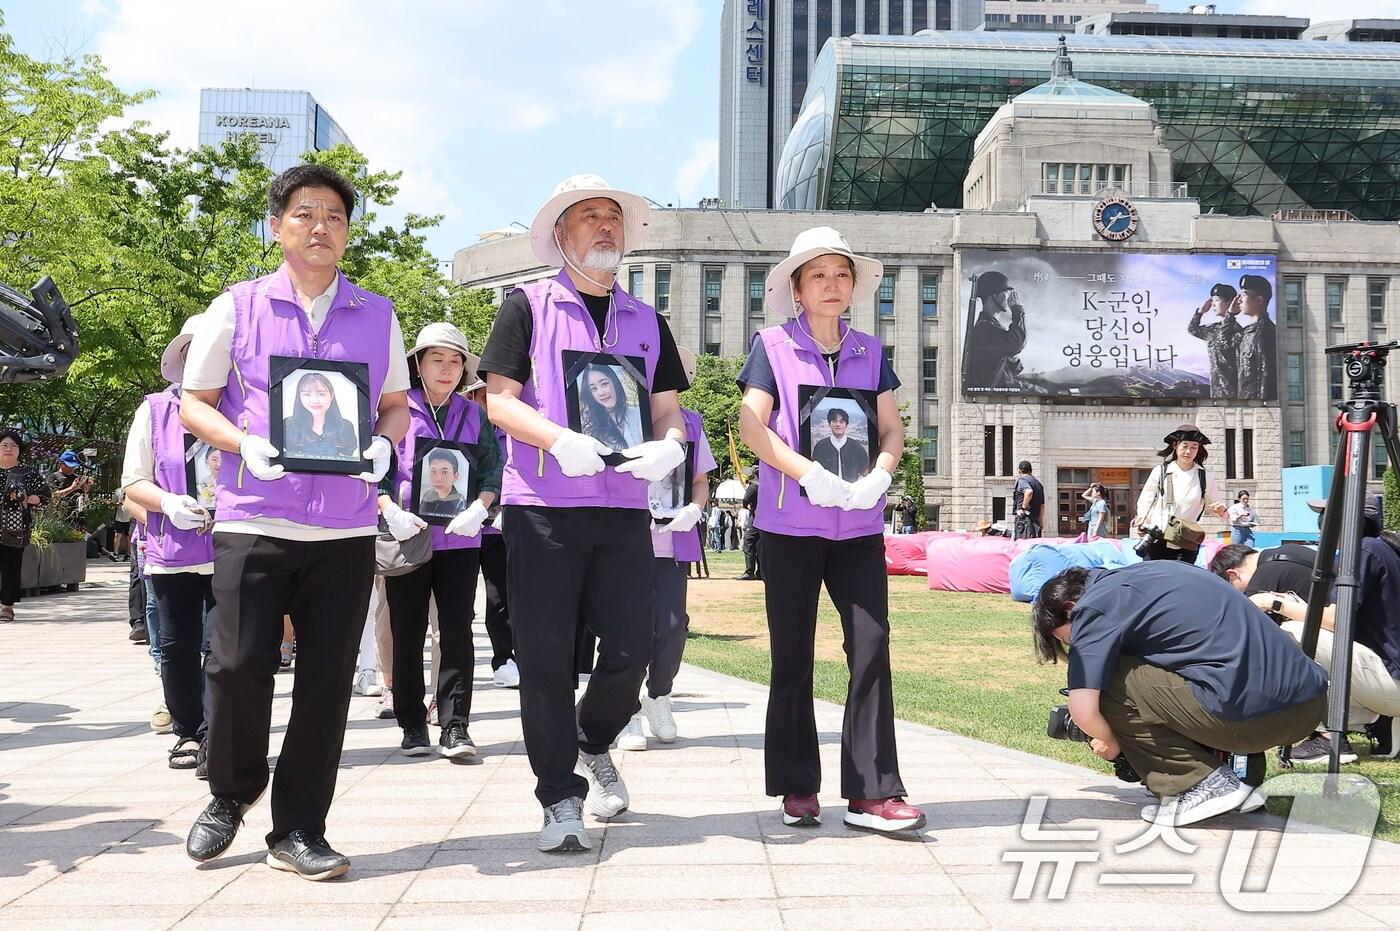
left=1025, top=180, right=1191, bottom=200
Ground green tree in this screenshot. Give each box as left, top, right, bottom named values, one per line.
left=682, top=355, right=749, bottom=477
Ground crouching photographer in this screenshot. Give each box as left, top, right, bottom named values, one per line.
left=1032, top=561, right=1327, bottom=827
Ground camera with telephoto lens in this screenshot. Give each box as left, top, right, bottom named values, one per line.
left=1047, top=703, right=1141, bottom=783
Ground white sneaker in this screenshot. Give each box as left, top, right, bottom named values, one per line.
left=353, top=668, right=383, bottom=697
left=1141, top=766, right=1252, bottom=827
left=493, top=658, right=520, bottom=689
left=576, top=750, right=629, bottom=819
left=373, top=687, right=396, bottom=720
left=641, top=694, right=677, bottom=743
left=617, top=714, right=647, bottom=751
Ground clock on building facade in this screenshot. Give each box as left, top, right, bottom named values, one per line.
left=1093, top=196, right=1139, bottom=242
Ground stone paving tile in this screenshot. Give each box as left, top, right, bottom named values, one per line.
left=3, top=572, right=1400, bottom=929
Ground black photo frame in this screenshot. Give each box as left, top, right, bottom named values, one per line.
left=796, top=385, right=879, bottom=496
left=268, top=356, right=373, bottom=476
left=410, top=438, right=480, bottom=527
left=562, top=349, right=652, bottom=467
left=183, top=435, right=220, bottom=519
left=648, top=441, right=694, bottom=524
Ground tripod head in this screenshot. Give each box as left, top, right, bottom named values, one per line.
left=1326, top=340, right=1397, bottom=403
left=0, top=277, right=79, bottom=384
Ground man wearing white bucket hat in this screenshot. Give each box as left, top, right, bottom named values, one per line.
left=120, top=313, right=218, bottom=776
left=738, top=226, right=924, bottom=835
left=479, top=174, right=689, bottom=852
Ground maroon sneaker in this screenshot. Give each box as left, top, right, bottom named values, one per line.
left=845, top=797, right=926, bottom=833
left=781, top=793, right=821, bottom=827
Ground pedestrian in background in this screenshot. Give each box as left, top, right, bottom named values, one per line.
left=1228, top=491, right=1258, bottom=546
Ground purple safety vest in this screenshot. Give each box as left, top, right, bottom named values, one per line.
left=145, top=388, right=216, bottom=570
left=754, top=319, right=886, bottom=540
left=389, top=388, right=485, bottom=552
left=500, top=270, right=660, bottom=510
left=214, top=265, right=392, bottom=529
left=658, top=408, right=706, bottom=563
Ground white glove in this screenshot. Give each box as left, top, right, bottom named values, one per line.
left=381, top=501, right=427, bottom=541
left=160, top=493, right=209, bottom=531
left=239, top=435, right=284, bottom=481
left=491, top=509, right=505, bottom=531
left=615, top=439, right=686, bottom=483
left=355, top=435, right=394, bottom=484
left=548, top=428, right=610, bottom=477
left=799, top=462, right=853, bottom=509
left=658, top=502, right=703, bottom=534
left=446, top=500, right=490, bottom=537
left=843, top=468, right=892, bottom=512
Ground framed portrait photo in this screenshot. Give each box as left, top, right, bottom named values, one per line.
left=410, top=439, right=478, bottom=527
left=562, top=349, right=652, bottom=467
left=268, top=356, right=372, bottom=475
left=183, top=435, right=221, bottom=518
left=647, top=442, right=694, bottom=524
left=796, top=385, right=879, bottom=495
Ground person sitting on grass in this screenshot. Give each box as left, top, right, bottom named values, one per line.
left=1032, top=561, right=1327, bottom=827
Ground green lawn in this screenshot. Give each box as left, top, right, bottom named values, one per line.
left=685, top=550, right=1400, bottom=841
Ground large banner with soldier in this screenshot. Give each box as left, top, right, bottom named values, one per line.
left=959, top=250, right=1278, bottom=401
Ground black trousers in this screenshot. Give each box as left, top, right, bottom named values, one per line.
left=1137, top=536, right=1198, bottom=563
left=151, top=572, right=216, bottom=740
left=127, top=552, right=144, bottom=624
left=205, top=532, right=374, bottom=846
left=385, top=546, right=480, bottom=730
left=0, top=543, right=23, bottom=606
left=647, top=558, right=689, bottom=699
left=479, top=533, right=514, bottom=670
left=759, top=530, right=905, bottom=801
left=505, top=505, right=654, bottom=806
left=741, top=521, right=761, bottom=577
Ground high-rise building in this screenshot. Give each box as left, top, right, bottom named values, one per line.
left=719, top=0, right=984, bottom=210
left=198, top=88, right=354, bottom=179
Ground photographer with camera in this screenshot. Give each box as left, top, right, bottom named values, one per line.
left=1033, top=561, right=1326, bottom=826
left=1132, top=424, right=1226, bottom=562
left=1212, top=497, right=1400, bottom=763
left=49, top=449, right=93, bottom=528
left=0, top=429, right=51, bottom=622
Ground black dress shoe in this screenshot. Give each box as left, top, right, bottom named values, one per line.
left=267, top=830, right=350, bottom=881
left=186, top=796, right=249, bottom=861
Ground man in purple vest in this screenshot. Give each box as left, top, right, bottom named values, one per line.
left=480, top=175, right=689, bottom=853
left=177, top=164, right=410, bottom=881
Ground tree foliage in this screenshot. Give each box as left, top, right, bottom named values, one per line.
left=1385, top=466, right=1399, bottom=532
left=0, top=22, right=493, bottom=461
left=682, top=355, right=750, bottom=479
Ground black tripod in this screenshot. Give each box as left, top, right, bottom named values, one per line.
left=1300, top=340, right=1400, bottom=774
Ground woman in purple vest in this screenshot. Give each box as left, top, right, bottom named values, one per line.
left=120, top=315, right=217, bottom=773
left=619, top=346, right=717, bottom=750
left=738, top=226, right=925, bottom=835
left=480, top=174, right=690, bottom=853
left=377, top=322, right=501, bottom=761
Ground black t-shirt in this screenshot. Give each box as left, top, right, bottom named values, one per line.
left=1351, top=536, right=1400, bottom=679
left=1014, top=474, right=1045, bottom=522
left=1067, top=561, right=1327, bottom=721
left=1243, top=543, right=1318, bottom=600
left=736, top=337, right=900, bottom=412
left=478, top=290, right=687, bottom=393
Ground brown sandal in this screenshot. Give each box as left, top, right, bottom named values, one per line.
left=0, top=605, right=13, bottom=623
left=168, top=737, right=200, bottom=769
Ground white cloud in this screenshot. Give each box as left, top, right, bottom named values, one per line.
left=675, top=138, right=718, bottom=205
left=81, top=0, right=703, bottom=250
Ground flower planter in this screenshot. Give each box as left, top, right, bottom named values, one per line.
left=19, top=540, right=87, bottom=593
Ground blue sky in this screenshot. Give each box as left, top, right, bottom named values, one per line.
left=3, top=0, right=1378, bottom=261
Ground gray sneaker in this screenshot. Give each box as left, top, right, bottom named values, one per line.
left=538, top=797, right=590, bottom=853
left=1290, top=732, right=1358, bottom=767
left=1141, top=766, right=1252, bottom=827
left=576, top=749, right=629, bottom=819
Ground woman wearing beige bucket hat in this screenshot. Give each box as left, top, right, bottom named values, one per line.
left=738, top=226, right=924, bottom=835
left=377, top=322, right=501, bottom=761
left=478, top=174, right=691, bottom=852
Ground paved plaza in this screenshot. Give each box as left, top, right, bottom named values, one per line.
left=3, top=563, right=1400, bottom=929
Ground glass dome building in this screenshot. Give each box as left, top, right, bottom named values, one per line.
left=774, top=31, right=1400, bottom=218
